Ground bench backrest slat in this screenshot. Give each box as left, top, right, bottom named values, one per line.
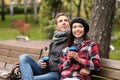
left=0, top=44, right=46, bottom=71
left=0, top=48, right=41, bottom=63
left=10, top=51, right=40, bottom=60
left=92, top=58, right=120, bottom=80
left=0, top=44, right=41, bottom=54
left=0, top=49, right=9, bottom=56
left=102, top=58, right=120, bottom=70
left=0, top=55, right=18, bottom=64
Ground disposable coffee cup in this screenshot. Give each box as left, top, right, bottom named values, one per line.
left=41, top=57, right=49, bottom=73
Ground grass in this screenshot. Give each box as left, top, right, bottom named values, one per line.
left=0, top=14, right=48, bottom=40
left=110, top=51, right=120, bottom=60
left=0, top=24, right=47, bottom=40
left=110, top=24, right=120, bottom=60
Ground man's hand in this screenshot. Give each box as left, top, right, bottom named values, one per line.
left=80, top=68, right=91, bottom=76
left=38, top=59, right=47, bottom=68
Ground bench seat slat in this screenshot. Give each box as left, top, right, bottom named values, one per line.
left=91, top=76, right=106, bottom=80
left=92, top=68, right=120, bottom=79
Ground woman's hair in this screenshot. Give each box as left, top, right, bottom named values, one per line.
left=55, top=12, right=69, bottom=24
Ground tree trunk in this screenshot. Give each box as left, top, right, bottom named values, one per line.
left=77, top=0, right=82, bottom=17
left=10, top=0, right=14, bottom=27
left=73, top=0, right=82, bottom=17
left=1, top=0, right=5, bottom=21
left=24, top=0, right=28, bottom=22
left=51, top=0, right=62, bottom=18
left=88, top=0, right=116, bottom=58
left=33, top=0, right=38, bottom=24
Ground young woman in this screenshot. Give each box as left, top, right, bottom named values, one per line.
left=58, top=17, right=101, bottom=80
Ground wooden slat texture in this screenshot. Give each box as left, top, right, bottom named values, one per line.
left=0, top=49, right=47, bottom=64
left=0, top=62, right=5, bottom=69
left=2, top=40, right=120, bottom=80
left=9, top=50, right=40, bottom=60
left=0, top=49, right=41, bottom=64
left=92, top=68, right=120, bottom=79
left=91, top=76, right=106, bottom=80
left=92, top=58, right=120, bottom=80
left=0, top=40, right=50, bottom=79
left=0, top=49, right=9, bottom=57
left=0, top=44, right=41, bottom=54
left=102, top=58, right=120, bottom=69
left=0, top=56, right=18, bottom=64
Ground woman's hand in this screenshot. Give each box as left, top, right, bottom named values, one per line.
left=38, top=59, right=47, bottom=68
left=80, top=68, right=91, bottom=76
left=67, top=51, right=73, bottom=61
left=67, top=51, right=80, bottom=62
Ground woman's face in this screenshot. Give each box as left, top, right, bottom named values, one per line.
left=72, top=23, right=85, bottom=39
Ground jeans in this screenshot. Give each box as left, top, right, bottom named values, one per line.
left=19, top=54, right=60, bottom=80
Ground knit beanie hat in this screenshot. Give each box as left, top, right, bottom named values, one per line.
left=70, top=17, right=89, bottom=33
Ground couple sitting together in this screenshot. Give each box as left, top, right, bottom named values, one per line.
left=19, top=12, right=101, bottom=80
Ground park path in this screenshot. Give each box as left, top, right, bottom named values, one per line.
left=0, top=39, right=51, bottom=49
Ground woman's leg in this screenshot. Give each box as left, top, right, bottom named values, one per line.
left=19, top=54, right=43, bottom=80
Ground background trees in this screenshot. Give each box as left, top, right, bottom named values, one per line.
left=0, top=0, right=119, bottom=59
left=1, top=0, right=5, bottom=21
left=41, top=0, right=117, bottom=58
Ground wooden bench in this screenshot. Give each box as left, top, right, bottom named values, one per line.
left=0, top=40, right=50, bottom=80
left=0, top=40, right=120, bottom=80
left=91, top=58, right=120, bottom=80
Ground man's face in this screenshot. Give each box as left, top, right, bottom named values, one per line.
left=56, top=16, right=69, bottom=32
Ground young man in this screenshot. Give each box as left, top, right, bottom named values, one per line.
left=19, top=13, right=70, bottom=80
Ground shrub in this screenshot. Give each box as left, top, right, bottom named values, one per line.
left=43, top=19, right=55, bottom=39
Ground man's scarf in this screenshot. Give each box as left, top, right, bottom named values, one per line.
left=48, top=30, right=70, bottom=56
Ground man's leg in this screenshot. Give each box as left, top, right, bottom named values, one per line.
left=34, top=72, right=60, bottom=80
left=19, top=54, right=43, bottom=80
